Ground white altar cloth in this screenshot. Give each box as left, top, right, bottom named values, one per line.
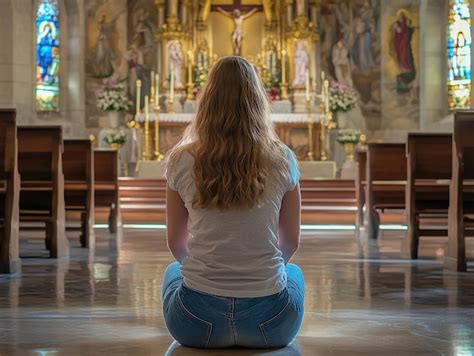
left=134, top=113, right=320, bottom=124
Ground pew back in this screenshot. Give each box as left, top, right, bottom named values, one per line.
left=63, top=140, right=93, bottom=183
left=17, top=127, right=63, bottom=213
left=367, top=143, right=406, bottom=209
left=407, top=133, right=452, bottom=180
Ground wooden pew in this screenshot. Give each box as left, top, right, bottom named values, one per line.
left=366, top=143, right=406, bottom=239
left=0, top=109, right=21, bottom=274
left=403, top=133, right=452, bottom=259
left=17, top=126, right=69, bottom=258
left=94, top=149, right=121, bottom=233
left=355, top=150, right=367, bottom=229
left=445, top=112, right=474, bottom=271
left=63, top=139, right=94, bottom=248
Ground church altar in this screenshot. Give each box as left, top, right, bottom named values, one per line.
left=134, top=113, right=319, bottom=124
left=132, top=112, right=323, bottom=162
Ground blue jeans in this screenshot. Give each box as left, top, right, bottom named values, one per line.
left=162, top=262, right=304, bottom=349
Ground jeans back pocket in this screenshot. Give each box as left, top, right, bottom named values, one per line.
left=165, top=290, right=213, bottom=348
left=259, top=298, right=303, bottom=348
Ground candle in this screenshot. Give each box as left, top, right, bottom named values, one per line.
left=281, top=50, right=287, bottom=84
left=187, top=50, right=193, bottom=84
left=150, top=71, right=155, bottom=103
left=136, top=80, right=141, bottom=116
left=170, top=69, right=174, bottom=101
left=305, top=69, right=310, bottom=101
left=155, top=73, right=159, bottom=105
left=324, top=79, right=329, bottom=113
left=145, top=95, right=149, bottom=126
left=321, top=71, right=325, bottom=82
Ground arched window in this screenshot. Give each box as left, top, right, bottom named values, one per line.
left=36, top=0, right=60, bottom=112
left=447, top=0, right=471, bottom=110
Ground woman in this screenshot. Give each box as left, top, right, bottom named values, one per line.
left=163, top=56, right=304, bottom=349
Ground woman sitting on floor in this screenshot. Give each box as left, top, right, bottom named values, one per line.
left=163, top=56, right=304, bottom=349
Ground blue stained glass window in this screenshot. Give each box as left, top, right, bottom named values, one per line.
left=36, top=0, right=60, bottom=112
left=447, top=0, right=471, bottom=110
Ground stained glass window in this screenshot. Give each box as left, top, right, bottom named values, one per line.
left=447, top=0, right=471, bottom=110
left=36, top=0, right=60, bottom=112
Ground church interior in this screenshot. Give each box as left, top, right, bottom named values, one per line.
left=1, top=0, right=474, bottom=354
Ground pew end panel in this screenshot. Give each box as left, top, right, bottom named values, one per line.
left=0, top=109, right=21, bottom=274
left=63, top=139, right=95, bottom=248
left=446, top=112, right=474, bottom=271
left=366, top=143, right=407, bottom=240
left=94, top=149, right=121, bottom=233
left=17, top=126, right=69, bottom=259
left=355, top=150, right=367, bottom=229
left=403, top=133, right=452, bottom=260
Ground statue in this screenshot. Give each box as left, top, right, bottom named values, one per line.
left=217, top=7, right=259, bottom=56
left=332, top=39, right=353, bottom=87
left=292, top=41, right=309, bottom=86
left=94, top=14, right=117, bottom=78
left=168, top=41, right=183, bottom=87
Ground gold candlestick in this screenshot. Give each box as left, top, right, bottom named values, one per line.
left=168, top=71, right=175, bottom=113
left=142, top=95, right=151, bottom=160
left=186, top=50, right=194, bottom=100
left=153, top=104, right=164, bottom=161
left=281, top=50, right=288, bottom=100
left=306, top=98, right=314, bottom=161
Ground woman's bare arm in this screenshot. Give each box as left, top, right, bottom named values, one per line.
left=278, top=183, right=301, bottom=264
left=166, top=185, right=189, bottom=264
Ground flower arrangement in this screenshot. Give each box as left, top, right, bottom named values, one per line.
left=337, top=129, right=361, bottom=145
left=103, top=130, right=127, bottom=146
left=96, top=79, right=133, bottom=112
left=329, top=81, right=359, bottom=113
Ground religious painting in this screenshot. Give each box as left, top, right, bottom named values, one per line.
left=320, top=0, right=381, bottom=131
left=85, top=0, right=128, bottom=127
left=209, top=0, right=265, bottom=59
left=36, top=0, right=60, bottom=112
left=381, top=1, right=419, bottom=130
left=127, top=0, right=157, bottom=99
left=447, top=0, right=471, bottom=110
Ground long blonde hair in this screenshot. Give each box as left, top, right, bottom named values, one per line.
left=168, top=56, right=291, bottom=210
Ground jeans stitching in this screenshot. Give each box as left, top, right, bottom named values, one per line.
left=258, top=298, right=291, bottom=348
left=177, top=291, right=213, bottom=348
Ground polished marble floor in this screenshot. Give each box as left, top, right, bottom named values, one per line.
left=0, top=229, right=473, bottom=355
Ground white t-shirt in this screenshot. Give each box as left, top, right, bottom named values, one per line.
left=165, top=149, right=300, bottom=298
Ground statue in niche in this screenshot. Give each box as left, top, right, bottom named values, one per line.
left=132, top=7, right=156, bottom=52
left=93, top=13, right=118, bottom=78
left=292, top=41, right=309, bottom=86
left=168, top=41, right=183, bottom=87
left=216, top=7, right=259, bottom=56
left=332, top=39, right=353, bottom=87
left=125, top=43, right=148, bottom=99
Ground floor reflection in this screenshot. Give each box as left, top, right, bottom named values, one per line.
left=0, top=229, right=472, bottom=354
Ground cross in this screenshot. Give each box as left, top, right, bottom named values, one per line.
left=210, top=0, right=263, bottom=14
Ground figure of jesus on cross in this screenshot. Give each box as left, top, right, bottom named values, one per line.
left=213, top=0, right=262, bottom=56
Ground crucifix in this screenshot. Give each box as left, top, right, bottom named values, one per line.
left=211, top=0, right=263, bottom=56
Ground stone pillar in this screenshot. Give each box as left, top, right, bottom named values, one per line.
left=419, top=0, right=449, bottom=131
